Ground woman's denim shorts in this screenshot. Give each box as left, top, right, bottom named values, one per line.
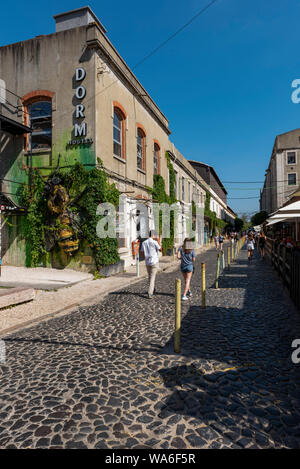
left=181, top=265, right=193, bottom=273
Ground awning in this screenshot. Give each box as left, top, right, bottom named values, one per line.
left=267, top=218, right=286, bottom=226
left=278, top=200, right=300, bottom=212
left=267, top=214, right=300, bottom=226
left=0, top=113, right=32, bottom=135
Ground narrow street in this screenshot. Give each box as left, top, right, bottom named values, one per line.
left=0, top=245, right=299, bottom=449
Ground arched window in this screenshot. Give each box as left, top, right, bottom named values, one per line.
left=154, top=141, right=160, bottom=175
left=113, top=106, right=126, bottom=159
left=22, top=90, right=53, bottom=151
left=137, top=126, right=146, bottom=170
left=28, top=101, right=52, bottom=150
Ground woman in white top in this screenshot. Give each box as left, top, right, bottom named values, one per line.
left=247, top=234, right=255, bottom=262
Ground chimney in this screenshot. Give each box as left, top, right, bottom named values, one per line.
left=53, top=6, right=107, bottom=34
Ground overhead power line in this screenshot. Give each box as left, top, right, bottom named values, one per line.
left=228, top=197, right=260, bottom=200
left=132, top=0, right=220, bottom=69
left=2, top=0, right=220, bottom=129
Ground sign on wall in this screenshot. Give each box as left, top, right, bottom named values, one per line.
left=68, top=67, right=93, bottom=146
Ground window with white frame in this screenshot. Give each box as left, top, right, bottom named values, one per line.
left=287, top=151, right=296, bottom=165
left=182, top=177, right=185, bottom=201
left=288, top=173, right=297, bottom=185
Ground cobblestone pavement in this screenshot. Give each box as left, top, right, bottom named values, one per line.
left=0, top=244, right=300, bottom=449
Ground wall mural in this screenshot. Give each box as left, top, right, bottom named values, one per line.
left=36, top=156, right=85, bottom=256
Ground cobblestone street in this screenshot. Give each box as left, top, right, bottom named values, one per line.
left=0, top=245, right=300, bottom=449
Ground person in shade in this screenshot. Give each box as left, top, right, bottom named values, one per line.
left=177, top=238, right=196, bottom=301
left=214, top=234, right=219, bottom=250
left=258, top=232, right=266, bottom=260
left=141, top=230, right=162, bottom=299
left=218, top=233, right=225, bottom=251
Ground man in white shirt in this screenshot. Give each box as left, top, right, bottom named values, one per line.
left=141, top=230, right=162, bottom=299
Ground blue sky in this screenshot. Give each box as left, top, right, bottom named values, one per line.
left=1, top=0, right=300, bottom=217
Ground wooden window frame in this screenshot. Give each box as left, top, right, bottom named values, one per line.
left=113, top=102, right=127, bottom=160
left=22, top=90, right=54, bottom=152
left=153, top=139, right=161, bottom=175
left=137, top=124, right=146, bottom=171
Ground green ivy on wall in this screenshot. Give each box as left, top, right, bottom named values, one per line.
left=19, top=162, right=120, bottom=269
left=204, top=191, right=228, bottom=236
left=151, top=152, right=177, bottom=255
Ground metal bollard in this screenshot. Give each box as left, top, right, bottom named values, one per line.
left=174, top=278, right=181, bottom=353
left=173, top=246, right=175, bottom=262
left=215, top=253, right=220, bottom=289
left=222, top=250, right=225, bottom=269
left=136, top=253, right=140, bottom=277
left=231, top=244, right=234, bottom=262
left=227, top=246, right=230, bottom=270
left=201, top=262, right=206, bottom=309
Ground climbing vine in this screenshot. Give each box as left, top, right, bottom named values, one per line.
left=204, top=191, right=228, bottom=236
left=19, top=162, right=120, bottom=269
left=151, top=153, right=177, bottom=254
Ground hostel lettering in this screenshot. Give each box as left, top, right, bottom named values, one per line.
left=68, top=67, right=93, bottom=146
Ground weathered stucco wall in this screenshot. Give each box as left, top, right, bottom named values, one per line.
left=0, top=26, right=97, bottom=194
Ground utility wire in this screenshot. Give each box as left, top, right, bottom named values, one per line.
left=132, top=0, right=220, bottom=69
left=228, top=196, right=260, bottom=200
left=0, top=0, right=221, bottom=129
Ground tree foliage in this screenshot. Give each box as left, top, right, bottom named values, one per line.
left=251, top=211, right=268, bottom=227
left=234, top=217, right=244, bottom=232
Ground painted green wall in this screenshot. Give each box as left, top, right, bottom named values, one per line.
left=4, top=129, right=97, bottom=270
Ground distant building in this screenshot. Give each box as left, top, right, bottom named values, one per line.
left=260, top=129, right=300, bottom=214
left=188, top=160, right=235, bottom=226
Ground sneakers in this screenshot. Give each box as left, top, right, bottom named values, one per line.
left=148, top=293, right=153, bottom=299
left=181, top=295, right=189, bottom=301
left=187, top=290, right=192, bottom=297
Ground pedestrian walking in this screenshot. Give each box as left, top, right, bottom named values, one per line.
left=141, top=230, right=162, bottom=299
left=219, top=233, right=225, bottom=251
left=258, top=232, right=266, bottom=260
left=247, top=233, right=255, bottom=262
left=230, top=232, right=235, bottom=246
left=214, top=234, right=219, bottom=250
left=177, top=238, right=196, bottom=301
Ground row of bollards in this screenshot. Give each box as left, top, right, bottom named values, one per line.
left=174, top=236, right=246, bottom=353
left=216, top=237, right=245, bottom=288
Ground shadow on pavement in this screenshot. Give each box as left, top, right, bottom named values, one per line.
left=156, top=251, right=300, bottom=448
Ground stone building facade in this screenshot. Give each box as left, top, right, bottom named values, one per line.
left=260, top=129, right=300, bottom=214
left=0, top=7, right=235, bottom=270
